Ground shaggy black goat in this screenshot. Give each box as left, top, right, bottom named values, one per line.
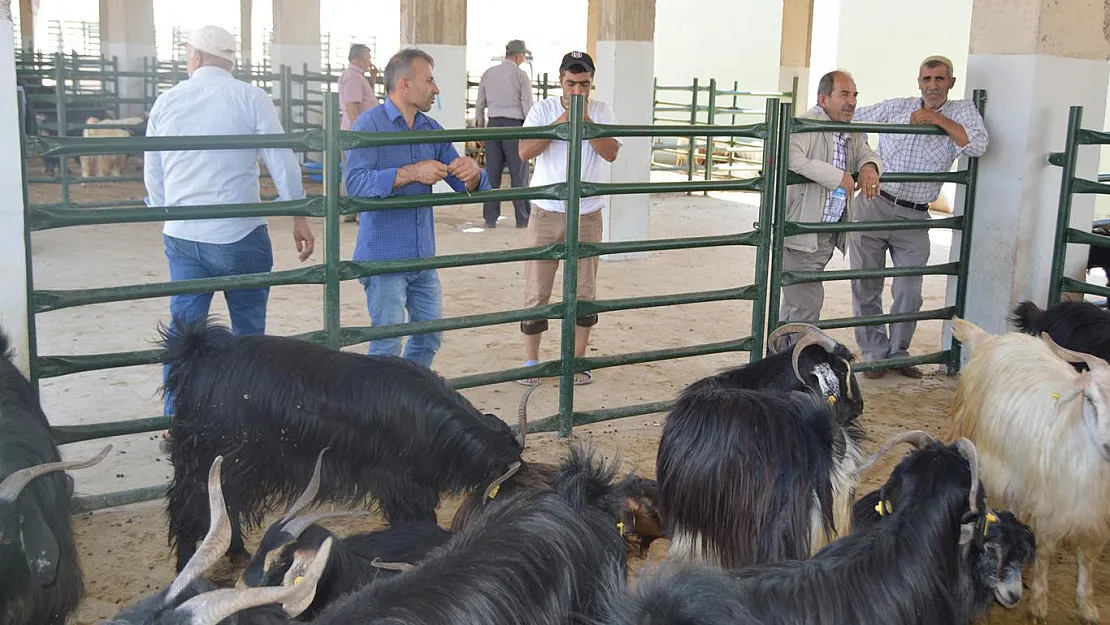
left=657, top=384, right=863, bottom=569
left=239, top=449, right=453, bottom=620
left=611, top=430, right=1002, bottom=625
left=757, top=323, right=864, bottom=419
left=1010, top=300, right=1110, bottom=367
left=143, top=445, right=629, bottom=625
left=0, top=328, right=112, bottom=625
left=160, top=316, right=526, bottom=572
left=852, top=488, right=1036, bottom=620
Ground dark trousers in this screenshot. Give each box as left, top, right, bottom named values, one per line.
left=483, top=117, right=530, bottom=226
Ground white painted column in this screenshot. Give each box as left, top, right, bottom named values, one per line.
left=400, top=0, right=467, bottom=156
left=271, top=0, right=321, bottom=74
left=805, top=0, right=840, bottom=111
left=944, top=0, right=1110, bottom=352
left=592, top=0, right=655, bottom=261
left=0, top=8, right=31, bottom=375
left=778, top=0, right=813, bottom=110
left=99, top=0, right=156, bottom=118
left=19, top=0, right=34, bottom=52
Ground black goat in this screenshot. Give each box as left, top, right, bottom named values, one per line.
left=0, top=328, right=112, bottom=625
left=160, top=315, right=526, bottom=572
left=657, top=383, right=863, bottom=569
left=610, top=431, right=1003, bottom=625
left=240, top=449, right=453, bottom=620
left=1010, top=300, right=1110, bottom=368
left=132, top=444, right=629, bottom=625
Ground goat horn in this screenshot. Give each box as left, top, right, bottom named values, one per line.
left=1041, top=333, right=1107, bottom=369
left=279, top=447, right=329, bottom=525
left=482, top=461, right=522, bottom=504
left=767, top=323, right=821, bottom=351
left=370, top=557, right=417, bottom=572
left=517, top=383, right=540, bottom=449
left=953, top=437, right=981, bottom=516
left=165, top=456, right=232, bottom=605
left=0, top=444, right=112, bottom=503
left=176, top=536, right=334, bottom=625
left=280, top=510, right=371, bottom=541
left=849, top=430, right=937, bottom=478
left=791, top=331, right=841, bottom=384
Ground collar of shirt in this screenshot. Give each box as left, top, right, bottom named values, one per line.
left=382, top=97, right=436, bottom=130
left=189, top=66, right=233, bottom=81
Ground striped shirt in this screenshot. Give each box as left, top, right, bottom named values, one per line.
left=812, top=107, right=849, bottom=223
left=853, top=97, right=988, bottom=204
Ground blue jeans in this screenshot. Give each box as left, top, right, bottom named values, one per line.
left=359, top=269, right=443, bottom=369
left=161, top=225, right=274, bottom=415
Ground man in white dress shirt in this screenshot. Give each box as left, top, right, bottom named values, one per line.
left=145, top=25, right=315, bottom=422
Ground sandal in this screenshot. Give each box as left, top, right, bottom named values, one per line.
left=574, top=370, right=594, bottom=385
left=516, top=360, right=542, bottom=387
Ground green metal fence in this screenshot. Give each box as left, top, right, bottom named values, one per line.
left=1047, top=105, right=1110, bottom=306
left=767, top=90, right=986, bottom=374
left=25, top=93, right=781, bottom=512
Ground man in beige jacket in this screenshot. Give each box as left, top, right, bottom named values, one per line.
left=780, top=70, right=881, bottom=344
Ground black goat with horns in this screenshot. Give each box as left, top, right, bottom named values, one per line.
left=1, top=327, right=113, bottom=625
left=607, top=431, right=1017, bottom=625
left=159, top=315, right=530, bottom=572
left=656, top=323, right=865, bottom=569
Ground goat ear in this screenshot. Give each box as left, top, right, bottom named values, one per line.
left=280, top=547, right=321, bottom=617
left=20, top=506, right=60, bottom=586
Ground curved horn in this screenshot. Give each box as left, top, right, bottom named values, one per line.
left=176, top=536, right=334, bottom=625
left=1042, top=333, right=1107, bottom=370
left=165, top=456, right=232, bottom=605
left=0, top=444, right=112, bottom=503
left=279, top=510, right=370, bottom=541
left=791, top=331, right=841, bottom=383
left=370, top=557, right=417, bottom=572
left=954, top=437, right=981, bottom=516
left=279, top=447, right=329, bottom=526
left=848, top=430, right=937, bottom=478
left=482, top=461, right=522, bottom=504
left=517, top=383, right=540, bottom=449
left=767, top=323, right=821, bottom=351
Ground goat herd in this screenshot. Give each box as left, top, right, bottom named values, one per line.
left=1, top=299, right=1108, bottom=625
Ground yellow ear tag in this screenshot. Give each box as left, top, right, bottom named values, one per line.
left=487, top=484, right=501, bottom=499
left=827, top=396, right=837, bottom=406
left=1053, top=392, right=1060, bottom=399
left=983, top=510, right=998, bottom=535
left=617, top=521, right=625, bottom=536
left=874, top=500, right=892, bottom=516
left=293, top=576, right=303, bottom=585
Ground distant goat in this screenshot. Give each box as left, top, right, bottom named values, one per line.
left=1011, top=299, right=1110, bottom=367
left=80, top=116, right=144, bottom=178
left=949, top=316, right=1110, bottom=624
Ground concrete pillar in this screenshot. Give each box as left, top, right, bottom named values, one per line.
left=0, top=12, right=31, bottom=375
left=778, top=0, right=813, bottom=110
left=400, top=0, right=467, bottom=154
left=19, top=0, right=34, bottom=52
left=805, top=0, right=839, bottom=110
left=945, top=0, right=1110, bottom=347
left=271, top=0, right=319, bottom=73
left=593, top=0, right=655, bottom=261
left=99, top=0, right=155, bottom=117
left=586, top=0, right=599, bottom=59
left=240, top=0, right=252, bottom=68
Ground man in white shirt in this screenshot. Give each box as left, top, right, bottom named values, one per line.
left=516, top=51, right=621, bottom=386
left=145, top=25, right=315, bottom=421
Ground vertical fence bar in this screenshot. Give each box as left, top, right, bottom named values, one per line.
left=1048, top=105, right=1084, bottom=308
left=53, top=57, right=70, bottom=207
left=766, top=101, right=795, bottom=339
left=558, top=94, right=586, bottom=437
left=750, top=98, right=780, bottom=361
left=686, top=77, right=699, bottom=192
left=323, top=92, right=342, bottom=349
left=280, top=65, right=293, bottom=137
left=703, top=78, right=717, bottom=194
left=727, top=79, right=738, bottom=179
left=947, top=88, right=986, bottom=372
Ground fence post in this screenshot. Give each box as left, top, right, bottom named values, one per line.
left=767, top=101, right=795, bottom=336
left=280, top=64, right=293, bottom=137
left=53, top=55, right=71, bottom=207
left=686, top=77, right=699, bottom=194
left=750, top=97, right=780, bottom=361
left=703, top=78, right=717, bottom=194
left=726, top=79, right=738, bottom=179
left=323, top=92, right=342, bottom=349
left=947, top=88, right=987, bottom=373
left=542, top=72, right=549, bottom=100
left=1048, top=104, right=1084, bottom=308
left=558, top=94, right=586, bottom=438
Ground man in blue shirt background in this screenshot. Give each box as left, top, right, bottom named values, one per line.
left=346, top=48, right=489, bottom=369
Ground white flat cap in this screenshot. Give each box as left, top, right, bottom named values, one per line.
left=186, top=25, right=237, bottom=62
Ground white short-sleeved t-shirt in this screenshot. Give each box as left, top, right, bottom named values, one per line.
left=523, top=96, right=621, bottom=214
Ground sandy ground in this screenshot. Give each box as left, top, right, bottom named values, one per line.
left=23, top=160, right=1109, bottom=624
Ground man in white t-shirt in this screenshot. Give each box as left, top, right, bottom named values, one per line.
left=516, top=51, right=621, bottom=386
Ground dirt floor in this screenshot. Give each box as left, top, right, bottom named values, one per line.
left=24, top=159, right=1109, bottom=624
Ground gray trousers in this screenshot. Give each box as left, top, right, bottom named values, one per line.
left=848, top=193, right=931, bottom=361
left=779, top=231, right=838, bottom=325
left=483, top=117, right=530, bottom=226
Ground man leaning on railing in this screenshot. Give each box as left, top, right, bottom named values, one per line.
left=779, top=69, right=881, bottom=352
left=345, top=48, right=490, bottom=370
left=848, top=55, right=988, bottom=379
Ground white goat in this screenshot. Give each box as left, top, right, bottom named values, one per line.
left=949, top=316, right=1110, bottom=625
left=80, top=116, right=144, bottom=178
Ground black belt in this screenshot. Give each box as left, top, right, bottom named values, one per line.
left=880, top=190, right=930, bottom=212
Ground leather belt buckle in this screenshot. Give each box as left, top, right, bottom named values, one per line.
left=880, top=190, right=929, bottom=212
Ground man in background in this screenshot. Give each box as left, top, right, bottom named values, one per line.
left=474, top=39, right=534, bottom=228
left=339, top=43, right=380, bottom=222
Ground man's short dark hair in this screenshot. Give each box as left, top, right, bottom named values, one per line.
left=817, top=70, right=851, bottom=98
left=383, top=48, right=435, bottom=93
left=348, top=44, right=371, bottom=62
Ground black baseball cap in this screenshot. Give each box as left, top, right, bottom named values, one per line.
left=559, top=50, right=595, bottom=74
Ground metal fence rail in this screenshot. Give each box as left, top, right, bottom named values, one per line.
left=1047, top=105, right=1110, bottom=306
left=767, top=90, right=986, bottom=374
left=24, top=94, right=781, bottom=512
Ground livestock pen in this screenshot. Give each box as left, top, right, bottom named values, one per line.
left=16, top=86, right=1110, bottom=623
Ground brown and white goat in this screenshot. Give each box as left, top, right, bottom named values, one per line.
left=949, top=316, right=1110, bottom=625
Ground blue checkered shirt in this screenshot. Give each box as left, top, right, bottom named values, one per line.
left=346, top=99, right=491, bottom=263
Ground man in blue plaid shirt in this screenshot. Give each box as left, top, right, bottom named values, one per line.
left=345, top=48, right=490, bottom=369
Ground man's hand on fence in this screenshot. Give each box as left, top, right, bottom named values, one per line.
left=293, top=217, right=315, bottom=262
left=857, top=164, right=880, bottom=199
left=448, top=156, right=482, bottom=189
